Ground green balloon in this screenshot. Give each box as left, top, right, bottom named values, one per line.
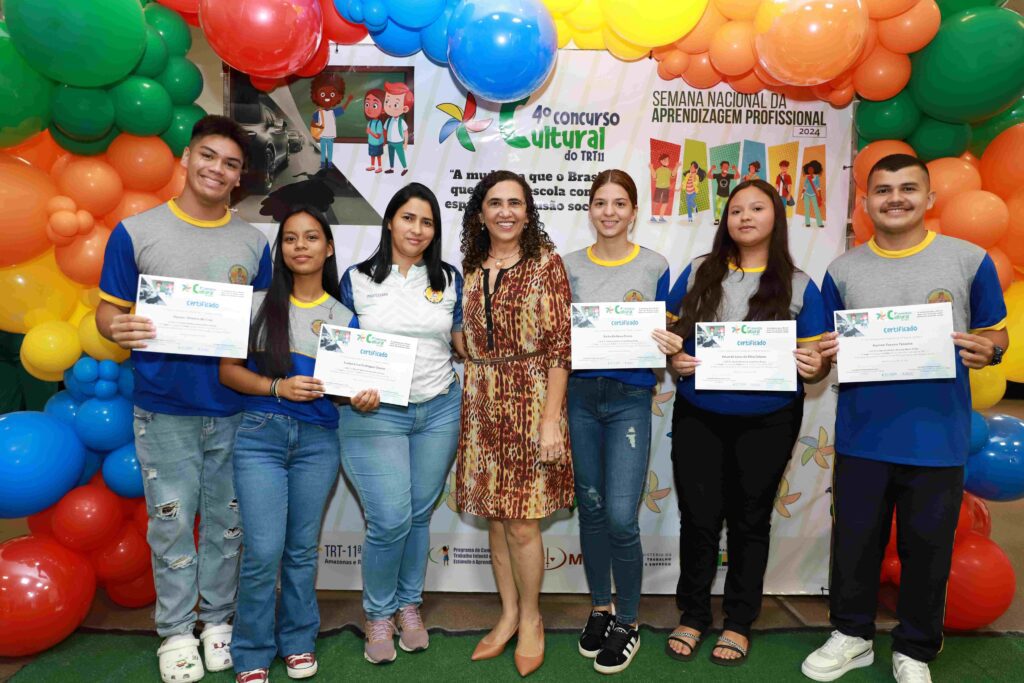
left=857, top=136, right=870, bottom=152
left=969, top=95, right=1024, bottom=156
left=936, top=0, right=1005, bottom=19
left=160, top=104, right=207, bottom=157
left=909, top=8, right=1024, bottom=124
left=907, top=116, right=972, bottom=162
left=4, top=0, right=146, bottom=88
left=111, top=76, right=174, bottom=136
left=144, top=4, right=192, bottom=58
left=156, top=56, right=203, bottom=106
left=51, top=85, right=115, bottom=142
left=0, top=35, right=53, bottom=147
left=855, top=92, right=921, bottom=142
left=135, top=26, right=170, bottom=79
left=49, top=123, right=120, bottom=156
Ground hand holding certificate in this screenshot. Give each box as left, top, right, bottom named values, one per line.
left=134, top=274, right=252, bottom=358
left=834, top=302, right=956, bottom=383
left=571, top=301, right=667, bottom=370
left=694, top=320, right=797, bottom=392
left=313, top=324, right=418, bottom=406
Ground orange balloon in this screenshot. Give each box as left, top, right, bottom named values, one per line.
left=876, top=0, right=940, bottom=54
left=828, top=86, right=855, bottom=108
left=995, top=189, right=1024, bottom=267
left=940, top=190, right=1009, bottom=249
left=652, top=45, right=676, bottom=60
left=853, top=139, right=916, bottom=190
left=925, top=157, right=982, bottom=218
left=682, top=52, right=724, bottom=89
left=709, top=21, right=755, bottom=76
left=656, top=61, right=677, bottom=81
left=676, top=3, right=728, bottom=54
left=57, top=158, right=124, bottom=217
left=727, top=69, right=767, bottom=94
left=925, top=216, right=942, bottom=234
left=713, top=0, right=761, bottom=21
left=55, top=226, right=112, bottom=287
left=988, top=247, right=1013, bottom=291
left=0, top=154, right=57, bottom=267
left=2, top=130, right=62, bottom=172
left=853, top=20, right=879, bottom=69
left=104, top=191, right=162, bottom=228
left=852, top=200, right=874, bottom=242
left=106, top=135, right=176, bottom=193
left=753, top=62, right=784, bottom=87
left=960, top=151, right=980, bottom=169
left=979, top=123, right=1024, bottom=201
left=864, top=0, right=917, bottom=20
left=852, top=45, right=911, bottom=101
left=156, top=163, right=187, bottom=202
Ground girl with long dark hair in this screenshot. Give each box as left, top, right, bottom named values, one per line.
left=664, top=180, right=828, bottom=666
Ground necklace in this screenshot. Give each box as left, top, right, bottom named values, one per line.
left=488, top=249, right=520, bottom=268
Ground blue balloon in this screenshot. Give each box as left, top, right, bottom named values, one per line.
left=969, top=410, right=989, bottom=454
left=334, top=0, right=356, bottom=22
left=370, top=19, right=423, bottom=57
left=44, top=390, right=80, bottom=426
left=98, top=359, right=120, bottom=382
left=965, top=413, right=1024, bottom=501
left=420, top=3, right=454, bottom=65
left=74, top=396, right=134, bottom=451
left=387, top=0, right=445, bottom=30
left=347, top=0, right=366, bottom=24
left=364, top=0, right=389, bottom=31
left=77, top=449, right=104, bottom=486
left=103, top=443, right=144, bottom=498
left=118, top=360, right=134, bottom=399
left=0, top=412, right=86, bottom=518
left=73, top=356, right=99, bottom=383
left=447, top=0, right=557, bottom=103
left=64, top=368, right=88, bottom=401
left=94, top=379, right=119, bottom=400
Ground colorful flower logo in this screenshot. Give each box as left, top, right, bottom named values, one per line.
left=437, top=93, right=493, bottom=152
left=774, top=476, right=802, bottom=518
left=798, top=426, right=835, bottom=469
left=650, top=390, right=674, bottom=417
left=643, top=471, right=671, bottom=513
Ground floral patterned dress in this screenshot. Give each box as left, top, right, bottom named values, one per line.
left=455, top=250, right=574, bottom=519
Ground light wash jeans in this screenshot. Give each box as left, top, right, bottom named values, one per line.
left=132, top=408, right=243, bottom=637
left=339, top=385, right=460, bottom=620
left=567, top=377, right=653, bottom=625
left=230, top=412, right=340, bottom=672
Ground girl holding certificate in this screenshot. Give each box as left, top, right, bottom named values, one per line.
left=664, top=180, right=828, bottom=666
left=338, top=183, right=464, bottom=664
left=219, top=206, right=370, bottom=683
left=561, top=169, right=682, bottom=674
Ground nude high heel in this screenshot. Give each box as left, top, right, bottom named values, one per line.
left=514, top=621, right=545, bottom=677
left=471, top=628, right=517, bottom=661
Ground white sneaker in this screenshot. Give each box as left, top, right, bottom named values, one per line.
left=801, top=630, right=874, bottom=681
left=200, top=623, right=233, bottom=672
left=892, top=652, right=932, bottom=683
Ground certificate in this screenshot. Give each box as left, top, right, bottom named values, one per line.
left=834, top=302, right=956, bottom=383
left=694, top=320, right=797, bottom=392
left=313, top=324, right=418, bottom=406
left=134, top=274, right=252, bottom=359
left=570, top=301, right=667, bottom=370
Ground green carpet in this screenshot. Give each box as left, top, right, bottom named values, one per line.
left=12, top=629, right=1024, bottom=682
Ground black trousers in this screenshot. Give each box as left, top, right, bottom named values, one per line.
left=829, top=453, right=963, bottom=662
left=671, top=397, right=803, bottom=636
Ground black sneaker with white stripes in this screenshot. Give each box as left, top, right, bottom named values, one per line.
left=594, top=624, right=640, bottom=674
left=578, top=610, right=615, bottom=658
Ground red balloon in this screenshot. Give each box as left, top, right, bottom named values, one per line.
left=881, top=553, right=901, bottom=585
left=320, top=0, right=367, bottom=44
left=133, top=500, right=150, bottom=539
left=158, top=0, right=199, bottom=11
left=963, top=492, right=992, bottom=537
left=945, top=532, right=1016, bottom=630
left=106, top=565, right=156, bottom=608
left=199, top=0, right=323, bottom=79
left=27, top=505, right=57, bottom=538
left=180, top=11, right=200, bottom=27
left=0, top=536, right=96, bottom=657
left=91, top=525, right=151, bottom=584
left=51, top=485, right=124, bottom=552
left=296, top=37, right=331, bottom=78
left=250, top=76, right=288, bottom=92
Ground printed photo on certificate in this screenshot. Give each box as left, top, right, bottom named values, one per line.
left=694, top=320, right=797, bottom=392
left=834, top=302, right=956, bottom=383
left=313, top=324, right=418, bottom=406
left=134, top=274, right=252, bottom=358
left=570, top=301, right=667, bottom=370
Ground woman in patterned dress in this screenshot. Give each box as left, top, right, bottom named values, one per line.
left=455, top=170, right=574, bottom=677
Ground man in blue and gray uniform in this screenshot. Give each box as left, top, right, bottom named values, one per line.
left=802, top=155, right=1008, bottom=683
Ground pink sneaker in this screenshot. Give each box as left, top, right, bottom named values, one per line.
left=397, top=605, right=429, bottom=652
left=364, top=618, right=397, bottom=664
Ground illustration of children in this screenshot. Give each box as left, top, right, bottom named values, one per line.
left=800, top=160, right=825, bottom=228
left=442, top=545, right=450, bottom=567
left=744, top=160, right=762, bottom=182
left=310, top=72, right=354, bottom=169
left=683, top=161, right=706, bottom=223
left=649, top=153, right=680, bottom=223
left=775, top=160, right=794, bottom=217
left=364, top=88, right=385, bottom=174
left=382, top=81, right=413, bottom=175
left=709, top=160, right=740, bottom=224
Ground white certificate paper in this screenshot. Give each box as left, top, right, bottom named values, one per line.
left=835, top=302, right=956, bottom=383
left=313, top=324, right=418, bottom=406
left=570, top=301, right=667, bottom=370
left=694, top=320, right=797, bottom=392
left=134, top=274, right=252, bottom=359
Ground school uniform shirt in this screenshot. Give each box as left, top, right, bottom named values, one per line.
left=340, top=262, right=463, bottom=404
left=822, top=231, right=1006, bottom=466
left=667, top=258, right=826, bottom=415
left=244, top=292, right=354, bottom=429
left=563, top=244, right=670, bottom=388
left=99, top=200, right=272, bottom=416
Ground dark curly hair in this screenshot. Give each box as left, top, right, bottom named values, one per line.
left=460, top=170, right=555, bottom=273
left=310, top=71, right=346, bottom=101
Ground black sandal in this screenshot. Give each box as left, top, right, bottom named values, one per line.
left=665, top=628, right=702, bottom=662
left=710, top=634, right=749, bottom=667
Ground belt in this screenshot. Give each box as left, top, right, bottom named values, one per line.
left=467, top=350, right=545, bottom=365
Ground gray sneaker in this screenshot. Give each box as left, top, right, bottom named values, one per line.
left=396, top=605, right=429, bottom=652
left=363, top=618, right=397, bottom=664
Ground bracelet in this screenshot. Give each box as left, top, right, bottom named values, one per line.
left=270, top=378, right=281, bottom=398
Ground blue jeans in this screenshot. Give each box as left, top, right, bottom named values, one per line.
left=685, top=192, right=698, bottom=219
left=338, top=385, right=460, bottom=620
left=231, top=412, right=340, bottom=672
left=567, top=377, right=652, bottom=625
left=320, top=137, right=334, bottom=166
left=132, top=409, right=243, bottom=637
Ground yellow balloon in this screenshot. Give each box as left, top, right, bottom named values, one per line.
left=543, top=0, right=583, bottom=13
left=600, top=0, right=710, bottom=47
left=21, top=320, right=81, bottom=374
left=554, top=17, right=572, bottom=48
left=80, top=287, right=101, bottom=309
left=19, top=344, right=64, bottom=382
left=565, top=0, right=604, bottom=32
left=79, top=310, right=130, bottom=363
left=68, top=301, right=93, bottom=327
left=0, top=250, right=80, bottom=334
left=603, top=26, right=651, bottom=61
left=970, top=365, right=1007, bottom=411
left=571, top=27, right=606, bottom=49
left=1001, top=308, right=1024, bottom=382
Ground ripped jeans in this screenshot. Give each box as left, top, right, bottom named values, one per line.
left=567, top=376, right=653, bottom=625
left=132, top=408, right=243, bottom=637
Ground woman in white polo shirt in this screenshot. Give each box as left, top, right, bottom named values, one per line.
left=338, top=183, right=464, bottom=664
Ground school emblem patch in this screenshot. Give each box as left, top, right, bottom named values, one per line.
left=311, top=319, right=324, bottom=336
left=927, top=288, right=953, bottom=305
left=424, top=287, right=444, bottom=304
left=228, top=265, right=249, bottom=284
left=623, top=290, right=645, bottom=302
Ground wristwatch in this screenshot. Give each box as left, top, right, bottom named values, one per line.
left=990, top=345, right=1005, bottom=366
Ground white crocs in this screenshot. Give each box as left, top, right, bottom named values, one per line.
left=200, top=623, right=233, bottom=673
left=158, top=634, right=205, bottom=683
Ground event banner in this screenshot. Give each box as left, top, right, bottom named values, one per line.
left=227, top=44, right=852, bottom=594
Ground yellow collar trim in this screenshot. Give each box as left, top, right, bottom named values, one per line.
left=868, top=231, right=936, bottom=259
left=290, top=293, right=330, bottom=308
left=587, top=243, right=640, bottom=267
left=728, top=262, right=766, bottom=273
left=168, top=199, right=231, bottom=228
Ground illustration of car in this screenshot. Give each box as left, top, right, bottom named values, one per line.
left=235, top=101, right=293, bottom=193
